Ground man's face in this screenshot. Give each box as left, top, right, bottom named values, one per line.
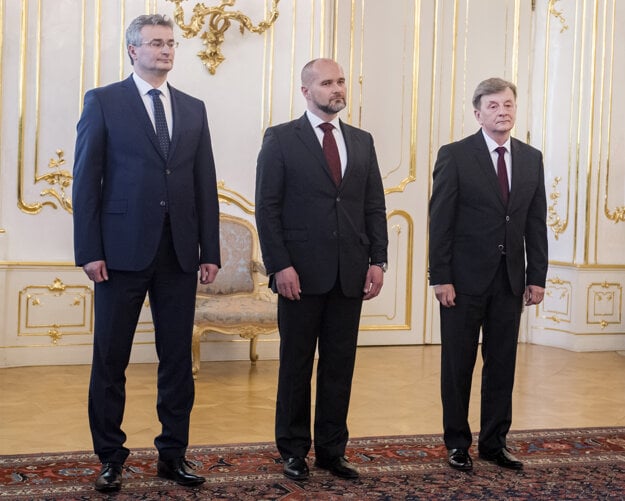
left=474, top=87, right=517, bottom=137
left=301, top=60, right=347, bottom=117
left=128, top=25, right=175, bottom=76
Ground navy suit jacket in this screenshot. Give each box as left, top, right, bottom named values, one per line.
left=255, top=114, right=388, bottom=298
left=429, top=130, right=548, bottom=296
left=73, top=75, right=220, bottom=273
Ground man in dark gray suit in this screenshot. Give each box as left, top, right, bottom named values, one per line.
left=255, top=58, right=388, bottom=481
left=429, top=77, right=548, bottom=471
left=73, top=14, right=220, bottom=492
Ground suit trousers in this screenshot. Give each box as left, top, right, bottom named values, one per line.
left=275, top=281, right=363, bottom=461
left=88, top=216, right=198, bottom=464
left=440, top=257, right=523, bottom=454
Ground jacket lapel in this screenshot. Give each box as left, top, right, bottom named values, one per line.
left=121, top=75, right=167, bottom=161
left=471, top=130, right=508, bottom=208
left=294, top=114, right=338, bottom=186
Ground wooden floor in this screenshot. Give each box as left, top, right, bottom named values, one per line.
left=1, top=344, right=624, bottom=455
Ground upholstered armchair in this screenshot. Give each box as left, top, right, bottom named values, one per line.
left=192, top=213, right=277, bottom=376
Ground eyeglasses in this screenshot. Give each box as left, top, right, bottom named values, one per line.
left=139, top=39, right=179, bottom=49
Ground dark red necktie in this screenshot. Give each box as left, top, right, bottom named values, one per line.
left=319, top=122, right=342, bottom=186
left=495, top=146, right=509, bottom=205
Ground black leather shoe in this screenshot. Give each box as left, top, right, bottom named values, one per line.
left=283, top=457, right=309, bottom=480
left=447, top=448, right=473, bottom=471
left=157, top=457, right=206, bottom=486
left=315, top=456, right=359, bottom=479
left=94, top=462, right=123, bottom=492
left=479, top=448, right=523, bottom=470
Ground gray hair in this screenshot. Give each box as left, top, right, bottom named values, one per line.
left=125, top=14, right=174, bottom=65
left=472, top=78, right=517, bottom=109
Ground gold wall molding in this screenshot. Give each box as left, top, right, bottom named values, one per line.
left=17, top=0, right=74, bottom=215
left=18, top=278, right=93, bottom=343
left=540, top=275, right=571, bottom=323
left=587, top=281, right=622, bottom=329
left=361, top=210, right=413, bottom=331
left=168, top=0, right=280, bottom=75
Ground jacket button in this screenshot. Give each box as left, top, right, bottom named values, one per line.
left=160, top=201, right=166, bottom=207
left=165, top=169, right=171, bottom=175
left=506, top=216, right=510, bottom=222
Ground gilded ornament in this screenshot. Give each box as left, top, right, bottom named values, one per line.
left=547, top=176, right=567, bottom=239
left=167, top=0, right=280, bottom=75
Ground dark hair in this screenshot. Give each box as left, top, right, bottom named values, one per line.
left=472, top=78, right=517, bottom=109
left=125, top=14, right=174, bottom=65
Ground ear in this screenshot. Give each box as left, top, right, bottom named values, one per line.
left=128, top=44, right=138, bottom=62
left=474, top=109, right=482, bottom=124
left=301, top=85, right=309, bottom=99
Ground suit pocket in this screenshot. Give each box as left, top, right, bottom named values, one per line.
left=102, top=199, right=128, bottom=214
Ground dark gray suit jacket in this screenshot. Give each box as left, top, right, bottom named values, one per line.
left=73, top=75, right=220, bottom=272
left=429, top=130, right=548, bottom=296
left=255, top=114, right=388, bottom=298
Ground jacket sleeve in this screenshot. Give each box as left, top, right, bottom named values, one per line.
left=72, top=90, right=106, bottom=267
left=428, top=144, right=458, bottom=285
left=523, top=151, right=548, bottom=287
left=255, top=127, right=292, bottom=274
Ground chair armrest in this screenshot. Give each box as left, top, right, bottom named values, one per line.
left=252, top=259, right=267, bottom=276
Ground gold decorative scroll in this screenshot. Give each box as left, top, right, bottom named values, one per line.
left=19, top=149, right=73, bottom=214
left=547, top=176, right=567, bottom=239
left=167, top=0, right=280, bottom=75
left=549, top=0, right=569, bottom=33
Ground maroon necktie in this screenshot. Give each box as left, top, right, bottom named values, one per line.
left=495, top=146, right=509, bottom=205
left=319, top=122, right=342, bottom=186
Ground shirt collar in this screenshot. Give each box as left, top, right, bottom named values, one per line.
left=306, top=110, right=341, bottom=131
left=481, top=129, right=511, bottom=153
left=132, top=73, right=170, bottom=101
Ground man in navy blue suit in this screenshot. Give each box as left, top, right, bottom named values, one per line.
left=72, top=14, right=220, bottom=492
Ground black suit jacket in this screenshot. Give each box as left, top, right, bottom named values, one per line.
left=73, top=75, right=220, bottom=272
left=429, top=130, right=548, bottom=296
left=255, top=114, right=388, bottom=298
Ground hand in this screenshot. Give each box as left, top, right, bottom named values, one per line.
left=199, top=263, right=219, bottom=284
left=434, top=284, right=456, bottom=307
left=274, top=266, right=301, bottom=300
left=524, top=285, right=545, bottom=306
left=363, top=265, right=384, bottom=300
left=83, top=260, right=108, bottom=283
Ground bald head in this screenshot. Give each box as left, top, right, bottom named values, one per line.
left=301, top=58, right=343, bottom=86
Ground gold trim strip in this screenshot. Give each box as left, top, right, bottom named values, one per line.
left=288, top=0, right=297, bottom=120
left=361, top=210, right=413, bottom=331
left=549, top=260, right=625, bottom=270
left=531, top=326, right=625, bottom=336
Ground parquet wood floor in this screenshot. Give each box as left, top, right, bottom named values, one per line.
left=1, top=344, right=624, bottom=454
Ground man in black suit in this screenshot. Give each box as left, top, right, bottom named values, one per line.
left=73, top=14, right=220, bottom=492
left=429, top=78, right=548, bottom=471
left=255, top=58, right=388, bottom=481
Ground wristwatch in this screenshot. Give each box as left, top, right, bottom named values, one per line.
left=371, top=262, right=388, bottom=273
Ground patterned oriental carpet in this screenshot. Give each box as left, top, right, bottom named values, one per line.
left=1, top=428, right=624, bottom=500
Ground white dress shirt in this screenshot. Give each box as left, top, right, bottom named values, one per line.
left=306, top=110, right=347, bottom=176
left=132, top=73, right=173, bottom=139
left=482, top=129, right=511, bottom=191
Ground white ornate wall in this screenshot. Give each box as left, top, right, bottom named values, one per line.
left=0, top=0, right=623, bottom=368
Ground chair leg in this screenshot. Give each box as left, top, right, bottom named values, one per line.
left=192, top=326, right=201, bottom=378
left=249, top=335, right=259, bottom=365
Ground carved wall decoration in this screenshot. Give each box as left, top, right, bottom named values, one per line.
left=587, top=281, right=622, bottom=329
left=547, top=176, right=566, bottom=239
left=18, top=278, right=93, bottom=343
left=167, top=0, right=280, bottom=74
left=541, top=276, right=571, bottom=323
